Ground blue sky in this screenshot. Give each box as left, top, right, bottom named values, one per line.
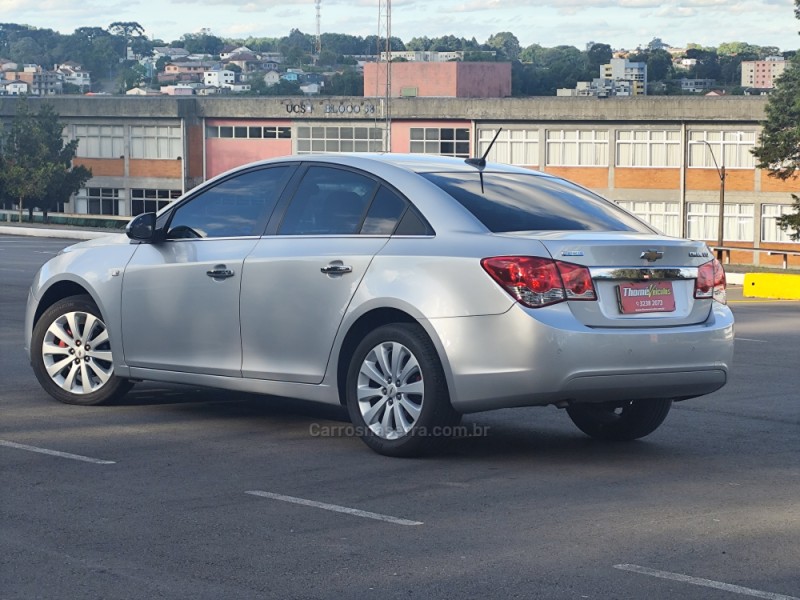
left=2, top=0, right=797, bottom=51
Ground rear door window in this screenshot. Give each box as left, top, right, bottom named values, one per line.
left=279, top=166, right=377, bottom=235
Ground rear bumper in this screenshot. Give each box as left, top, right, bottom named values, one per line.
left=428, top=301, right=734, bottom=413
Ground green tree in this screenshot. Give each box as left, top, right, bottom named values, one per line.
left=117, top=63, right=147, bottom=92
left=0, top=101, right=91, bottom=222
left=406, top=36, right=432, bottom=51
left=245, top=74, right=269, bottom=95
left=262, top=79, right=302, bottom=96
left=324, top=70, right=363, bottom=95
left=181, top=29, right=223, bottom=55
left=9, top=36, right=45, bottom=64
left=485, top=32, right=520, bottom=60
left=109, top=21, right=144, bottom=60
left=317, top=49, right=338, bottom=66
left=646, top=49, right=674, bottom=82
left=585, top=42, right=612, bottom=77
left=751, top=0, right=800, bottom=239
left=684, top=47, right=721, bottom=79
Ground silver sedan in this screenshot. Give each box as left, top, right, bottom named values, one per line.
left=25, top=154, right=734, bottom=456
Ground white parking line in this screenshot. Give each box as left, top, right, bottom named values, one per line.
left=614, top=564, right=800, bottom=600
left=0, top=440, right=116, bottom=465
left=736, top=337, right=769, bottom=343
left=245, top=491, right=423, bottom=526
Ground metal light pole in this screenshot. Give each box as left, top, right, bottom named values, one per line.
left=702, top=140, right=726, bottom=261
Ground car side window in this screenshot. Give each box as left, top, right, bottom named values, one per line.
left=361, top=186, right=407, bottom=235
left=167, top=166, right=292, bottom=239
left=278, top=166, right=377, bottom=235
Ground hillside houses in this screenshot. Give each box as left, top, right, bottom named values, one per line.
left=1, top=64, right=64, bottom=95
left=141, top=48, right=325, bottom=96
left=0, top=59, right=92, bottom=95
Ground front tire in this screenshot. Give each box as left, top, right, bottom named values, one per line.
left=345, top=323, right=460, bottom=457
left=31, top=295, right=133, bottom=406
left=566, top=399, right=672, bottom=441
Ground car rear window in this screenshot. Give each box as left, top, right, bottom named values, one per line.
left=421, top=172, right=652, bottom=233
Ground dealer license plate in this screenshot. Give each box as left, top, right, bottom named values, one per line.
left=617, top=281, right=676, bottom=314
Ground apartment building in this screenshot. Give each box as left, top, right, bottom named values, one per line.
left=559, top=58, right=647, bottom=97
left=741, top=56, right=788, bottom=89
left=6, top=65, right=63, bottom=95
left=602, top=58, right=647, bottom=95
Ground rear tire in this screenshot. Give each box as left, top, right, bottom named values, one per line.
left=31, top=295, right=133, bottom=406
left=566, top=399, right=672, bottom=441
left=345, top=323, right=460, bottom=457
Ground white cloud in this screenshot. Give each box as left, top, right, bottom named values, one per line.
left=654, top=5, right=698, bottom=17
left=1, top=0, right=794, bottom=52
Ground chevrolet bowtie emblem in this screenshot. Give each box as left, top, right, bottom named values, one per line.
left=640, top=249, right=664, bottom=262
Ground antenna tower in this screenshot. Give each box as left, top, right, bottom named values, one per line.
left=315, top=0, right=322, bottom=55
left=377, top=0, right=392, bottom=151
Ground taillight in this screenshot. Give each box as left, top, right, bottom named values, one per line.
left=481, top=256, right=596, bottom=308
left=694, top=258, right=727, bottom=304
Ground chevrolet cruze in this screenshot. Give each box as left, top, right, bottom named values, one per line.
left=26, top=154, right=734, bottom=456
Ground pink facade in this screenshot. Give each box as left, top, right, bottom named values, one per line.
left=741, top=59, right=787, bottom=89
left=391, top=120, right=472, bottom=154
left=205, top=119, right=293, bottom=178
left=364, top=62, right=511, bottom=98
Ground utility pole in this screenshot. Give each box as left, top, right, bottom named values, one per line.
left=702, top=140, right=726, bottom=262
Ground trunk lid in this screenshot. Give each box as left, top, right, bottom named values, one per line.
left=504, top=231, right=716, bottom=328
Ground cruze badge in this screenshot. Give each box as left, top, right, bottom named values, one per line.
left=640, top=249, right=664, bottom=262
left=689, top=251, right=709, bottom=258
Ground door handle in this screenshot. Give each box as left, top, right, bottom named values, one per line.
left=206, top=267, right=235, bottom=279
left=320, top=264, right=353, bottom=275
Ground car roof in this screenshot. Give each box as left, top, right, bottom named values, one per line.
left=262, top=153, right=554, bottom=178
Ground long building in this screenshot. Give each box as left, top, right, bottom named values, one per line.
left=0, top=95, right=797, bottom=267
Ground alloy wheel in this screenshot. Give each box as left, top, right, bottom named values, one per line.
left=356, top=341, right=424, bottom=440
left=41, top=311, right=114, bottom=395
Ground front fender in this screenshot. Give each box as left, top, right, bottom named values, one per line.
left=26, top=241, right=139, bottom=375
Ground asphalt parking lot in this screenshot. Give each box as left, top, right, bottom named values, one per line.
left=2, top=234, right=798, bottom=600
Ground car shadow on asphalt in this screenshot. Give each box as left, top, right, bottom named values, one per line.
left=115, top=382, right=673, bottom=462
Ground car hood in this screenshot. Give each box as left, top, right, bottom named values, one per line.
left=60, top=233, right=131, bottom=254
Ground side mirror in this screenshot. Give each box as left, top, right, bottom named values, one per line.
left=126, top=212, right=157, bottom=242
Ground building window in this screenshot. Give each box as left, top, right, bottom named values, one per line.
left=74, top=125, right=124, bottom=159
left=761, top=204, right=799, bottom=243
left=410, top=127, right=470, bottom=158
left=74, top=188, right=122, bottom=216
left=616, top=130, right=680, bottom=167
left=296, top=126, right=383, bottom=154
left=130, top=125, right=182, bottom=159
left=546, top=130, right=609, bottom=167
left=131, top=188, right=182, bottom=216
left=477, top=128, right=538, bottom=166
left=616, top=201, right=681, bottom=236
left=687, top=202, right=754, bottom=242
left=688, top=131, right=756, bottom=169
left=265, top=127, right=292, bottom=139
